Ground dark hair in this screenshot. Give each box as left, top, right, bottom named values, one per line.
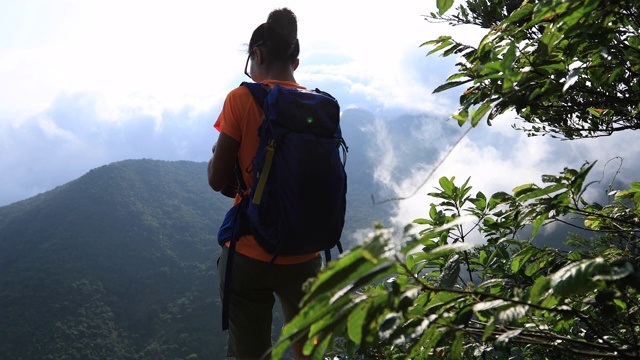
left=248, top=8, right=299, bottom=62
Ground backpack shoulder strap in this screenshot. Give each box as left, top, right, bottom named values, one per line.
left=241, top=81, right=270, bottom=110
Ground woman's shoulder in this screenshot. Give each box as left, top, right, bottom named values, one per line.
left=263, top=80, right=306, bottom=90
left=224, top=81, right=306, bottom=106
left=227, top=83, right=253, bottom=97
left=222, top=84, right=254, bottom=108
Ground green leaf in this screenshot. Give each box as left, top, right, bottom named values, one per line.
left=420, top=35, right=451, bottom=47
left=504, top=3, right=535, bottom=25
left=335, top=263, right=397, bottom=303
left=471, top=102, right=491, bottom=127
left=305, top=232, right=392, bottom=302
left=303, top=249, right=374, bottom=302
left=450, top=331, right=464, bottom=359
left=425, top=291, right=462, bottom=312
left=436, top=0, right=454, bottom=15
left=516, top=183, right=566, bottom=202
left=477, top=278, right=507, bottom=291
left=405, top=253, right=416, bottom=272
left=419, top=243, right=476, bottom=262
left=427, top=38, right=454, bottom=55
left=511, top=246, right=537, bottom=273
left=302, top=297, right=363, bottom=355
left=482, top=319, right=496, bottom=341
left=453, top=110, right=469, bottom=126
left=346, top=300, right=368, bottom=344
left=587, top=107, right=603, bottom=118
left=446, top=72, right=469, bottom=81
left=513, top=183, right=537, bottom=197
left=398, top=287, right=421, bottom=311
left=408, top=324, right=441, bottom=358
left=274, top=294, right=345, bottom=359
left=530, top=212, right=549, bottom=240
left=529, top=276, right=551, bottom=303
left=501, top=43, right=517, bottom=69
left=305, top=331, right=332, bottom=359
left=614, top=298, right=628, bottom=311
left=433, top=80, right=472, bottom=94
left=470, top=192, right=487, bottom=211
left=525, top=257, right=548, bottom=277
left=429, top=203, right=438, bottom=219
left=488, top=191, right=512, bottom=209
left=567, top=252, right=583, bottom=261
left=550, top=258, right=606, bottom=296
left=439, top=176, right=455, bottom=194
left=438, top=254, right=461, bottom=288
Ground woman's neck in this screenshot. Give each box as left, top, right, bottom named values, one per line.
left=260, top=63, right=297, bottom=83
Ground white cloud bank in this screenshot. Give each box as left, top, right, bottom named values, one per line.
left=377, top=113, right=640, bottom=239
left=1, top=0, right=459, bottom=205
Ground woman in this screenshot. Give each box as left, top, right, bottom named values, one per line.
left=208, top=8, right=321, bottom=360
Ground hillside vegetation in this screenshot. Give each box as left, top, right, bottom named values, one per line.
left=0, top=155, right=390, bottom=359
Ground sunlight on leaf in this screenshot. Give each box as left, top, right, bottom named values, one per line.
left=563, top=68, right=582, bottom=92
left=497, top=305, right=529, bottom=324
left=496, top=329, right=523, bottom=347
left=473, top=299, right=508, bottom=312
left=550, top=258, right=606, bottom=296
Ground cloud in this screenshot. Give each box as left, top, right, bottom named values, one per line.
left=0, top=91, right=218, bottom=206
left=368, top=112, right=640, bottom=243
left=5, top=0, right=636, bottom=225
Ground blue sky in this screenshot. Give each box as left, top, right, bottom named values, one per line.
left=1, top=0, right=638, bottom=232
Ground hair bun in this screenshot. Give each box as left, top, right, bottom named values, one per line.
left=265, top=8, right=297, bottom=53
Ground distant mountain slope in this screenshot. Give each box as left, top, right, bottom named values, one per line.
left=0, top=160, right=230, bottom=359
left=0, top=154, right=391, bottom=359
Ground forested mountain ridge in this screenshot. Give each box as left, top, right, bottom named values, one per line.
left=0, top=123, right=393, bottom=359
left=0, top=160, right=230, bottom=359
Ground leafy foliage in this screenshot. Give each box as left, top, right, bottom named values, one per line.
left=278, top=167, right=640, bottom=359
left=274, top=0, right=640, bottom=358
left=424, top=0, right=640, bottom=139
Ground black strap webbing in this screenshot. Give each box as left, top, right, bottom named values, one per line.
left=221, top=197, right=247, bottom=331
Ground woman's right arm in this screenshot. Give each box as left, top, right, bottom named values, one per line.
left=207, top=132, right=240, bottom=192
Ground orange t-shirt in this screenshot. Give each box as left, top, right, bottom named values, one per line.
left=214, top=80, right=319, bottom=264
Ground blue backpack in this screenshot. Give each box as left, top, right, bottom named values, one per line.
left=245, top=81, right=347, bottom=257
left=218, top=81, right=347, bottom=330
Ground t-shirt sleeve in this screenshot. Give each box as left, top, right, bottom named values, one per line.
left=213, top=87, right=252, bottom=142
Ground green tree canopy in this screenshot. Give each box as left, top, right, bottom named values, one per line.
left=427, top=0, right=640, bottom=139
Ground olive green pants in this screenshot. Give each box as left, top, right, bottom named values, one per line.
left=218, top=246, right=322, bottom=358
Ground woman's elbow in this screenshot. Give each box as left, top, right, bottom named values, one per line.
left=209, top=179, right=225, bottom=192
left=208, top=177, right=220, bottom=192
left=208, top=170, right=229, bottom=193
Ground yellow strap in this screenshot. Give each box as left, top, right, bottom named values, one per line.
left=252, top=140, right=275, bottom=205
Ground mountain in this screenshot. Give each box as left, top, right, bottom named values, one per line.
left=0, top=153, right=391, bottom=359
left=0, top=160, right=227, bottom=359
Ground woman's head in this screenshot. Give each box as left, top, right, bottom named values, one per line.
left=245, top=8, right=299, bottom=81
left=249, top=8, right=299, bottom=61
